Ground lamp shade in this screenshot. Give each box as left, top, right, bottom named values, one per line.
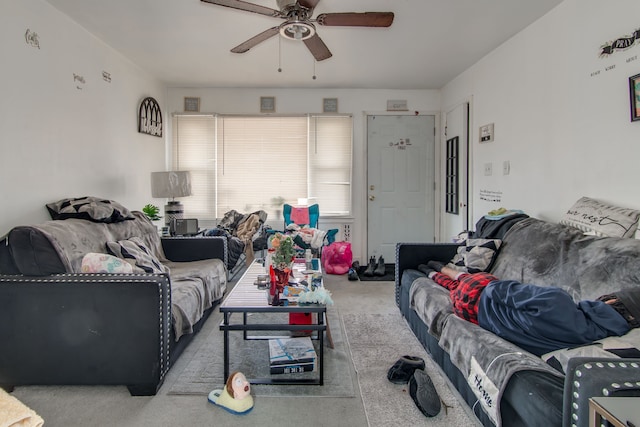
left=150, top=171, right=192, bottom=199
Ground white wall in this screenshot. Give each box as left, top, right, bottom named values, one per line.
left=442, top=0, right=640, bottom=226
left=0, top=0, right=166, bottom=235
left=166, top=88, right=441, bottom=260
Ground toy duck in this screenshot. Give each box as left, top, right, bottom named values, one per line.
left=208, top=371, right=254, bottom=415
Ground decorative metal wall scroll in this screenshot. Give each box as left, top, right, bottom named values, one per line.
left=138, top=97, right=163, bottom=137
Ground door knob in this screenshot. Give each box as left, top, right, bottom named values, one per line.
left=369, top=195, right=375, bottom=201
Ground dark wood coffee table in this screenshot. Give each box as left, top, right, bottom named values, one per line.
left=219, top=261, right=326, bottom=385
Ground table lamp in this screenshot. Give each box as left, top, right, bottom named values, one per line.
left=150, top=171, right=192, bottom=226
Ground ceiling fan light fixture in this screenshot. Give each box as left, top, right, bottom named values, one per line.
left=279, top=21, right=315, bottom=41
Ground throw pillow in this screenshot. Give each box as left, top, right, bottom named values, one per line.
left=450, top=238, right=502, bottom=274
left=46, top=196, right=135, bottom=223
left=81, top=252, right=134, bottom=274
left=105, top=237, right=169, bottom=274
left=560, top=196, right=640, bottom=238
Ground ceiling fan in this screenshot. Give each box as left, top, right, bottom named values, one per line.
left=200, top=0, right=394, bottom=61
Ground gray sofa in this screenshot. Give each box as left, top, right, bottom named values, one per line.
left=0, top=210, right=228, bottom=395
left=396, top=217, right=640, bottom=427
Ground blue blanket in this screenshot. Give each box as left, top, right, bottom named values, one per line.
left=478, top=280, right=630, bottom=356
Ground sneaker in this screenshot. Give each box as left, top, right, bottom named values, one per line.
left=387, top=355, right=425, bottom=384
left=347, top=268, right=359, bottom=281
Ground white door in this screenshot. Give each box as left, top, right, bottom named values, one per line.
left=441, top=103, right=470, bottom=241
left=367, top=114, right=436, bottom=262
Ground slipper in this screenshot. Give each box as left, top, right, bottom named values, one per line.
left=387, top=355, right=425, bottom=384
left=409, top=369, right=441, bottom=417
left=208, top=388, right=254, bottom=415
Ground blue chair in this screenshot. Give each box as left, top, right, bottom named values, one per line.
left=279, top=204, right=338, bottom=255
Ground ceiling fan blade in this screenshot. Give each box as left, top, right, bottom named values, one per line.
left=303, top=33, right=332, bottom=61
left=297, top=0, right=320, bottom=11
left=230, top=26, right=280, bottom=53
left=316, top=12, right=394, bottom=27
left=200, top=0, right=282, bottom=18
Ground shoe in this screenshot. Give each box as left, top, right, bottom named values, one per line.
left=348, top=267, right=359, bottom=281
left=363, top=256, right=376, bottom=276
left=373, top=256, right=386, bottom=276
left=409, top=369, right=441, bottom=417
left=427, top=260, right=446, bottom=272
left=351, top=261, right=360, bottom=270
left=417, top=264, right=435, bottom=276
left=387, top=355, right=425, bottom=384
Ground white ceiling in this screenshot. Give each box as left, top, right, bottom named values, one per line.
left=45, top=0, right=563, bottom=89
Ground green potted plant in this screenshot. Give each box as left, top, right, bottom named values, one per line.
left=142, top=204, right=162, bottom=222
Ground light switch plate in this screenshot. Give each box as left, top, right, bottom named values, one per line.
left=484, top=163, right=493, bottom=176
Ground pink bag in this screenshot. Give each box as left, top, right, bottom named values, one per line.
left=321, top=241, right=352, bottom=275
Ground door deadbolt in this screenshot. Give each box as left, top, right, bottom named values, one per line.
left=369, top=195, right=375, bottom=201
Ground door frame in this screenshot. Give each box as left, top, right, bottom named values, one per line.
left=362, top=110, right=441, bottom=262
left=440, top=97, right=473, bottom=240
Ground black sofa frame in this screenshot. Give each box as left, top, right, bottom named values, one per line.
left=0, top=236, right=229, bottom=396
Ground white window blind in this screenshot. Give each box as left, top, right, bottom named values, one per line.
left=172, top=114, right=352, bottom=220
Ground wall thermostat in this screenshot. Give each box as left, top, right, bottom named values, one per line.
left=479, top=123, right=495, bottom=143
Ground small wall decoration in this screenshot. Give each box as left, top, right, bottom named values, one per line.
left=184, top=97, right=200, bottom=112
left=260, top=96, right=276, bottom=113
left=24, top=29, right=40, bottom=49
left=629, top=73, right=640, bottom=122
left=600, top=27, right=640, bottom=57
left=389, top=138, right=412, bottom=150
left=102, top=71, right=111, bottom=83
left=323, top=98, right=338, bottom=113
left=138, top=97, right=163, bottom=137
left=73, top=73, right=86, bottom=90
left=387, top=100, right=408, bottom=111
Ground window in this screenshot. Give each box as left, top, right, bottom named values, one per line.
left=172, top=114, right=352, bottom=220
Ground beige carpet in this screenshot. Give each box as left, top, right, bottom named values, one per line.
left=343, top=311, right=480, bottom=427
left=169, top=304, right=356, bottom=398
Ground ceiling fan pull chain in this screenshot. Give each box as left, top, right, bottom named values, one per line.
left=278, top=36, right=282, bottom=73
left=312, top=59, right=316, bottom=80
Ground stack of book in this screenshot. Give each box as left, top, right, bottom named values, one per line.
left=268, top=337, right=317, bottom=374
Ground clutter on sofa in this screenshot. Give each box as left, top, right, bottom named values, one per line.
left=0, top=197, right=228, bottom=396
left=204, top=209, right=269, bottom=278
left=396, top=213, right=640, bottom=427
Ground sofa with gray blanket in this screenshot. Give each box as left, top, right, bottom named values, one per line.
left=396, top=215, right=640, bottom=427
left=0, top=198, right=229, bottom=395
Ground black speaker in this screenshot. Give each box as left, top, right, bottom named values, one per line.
left=170, top=218, right=199, bottom=236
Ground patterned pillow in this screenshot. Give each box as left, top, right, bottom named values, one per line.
left=560, top=196, right=640, bottom=238
left=46, top=196, right=134, bottom=223
left=105, top=237, right=169, bottom=274
left=81, top=253, right=134, bottom=274
left=450, top=239, right=502, bottom=274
